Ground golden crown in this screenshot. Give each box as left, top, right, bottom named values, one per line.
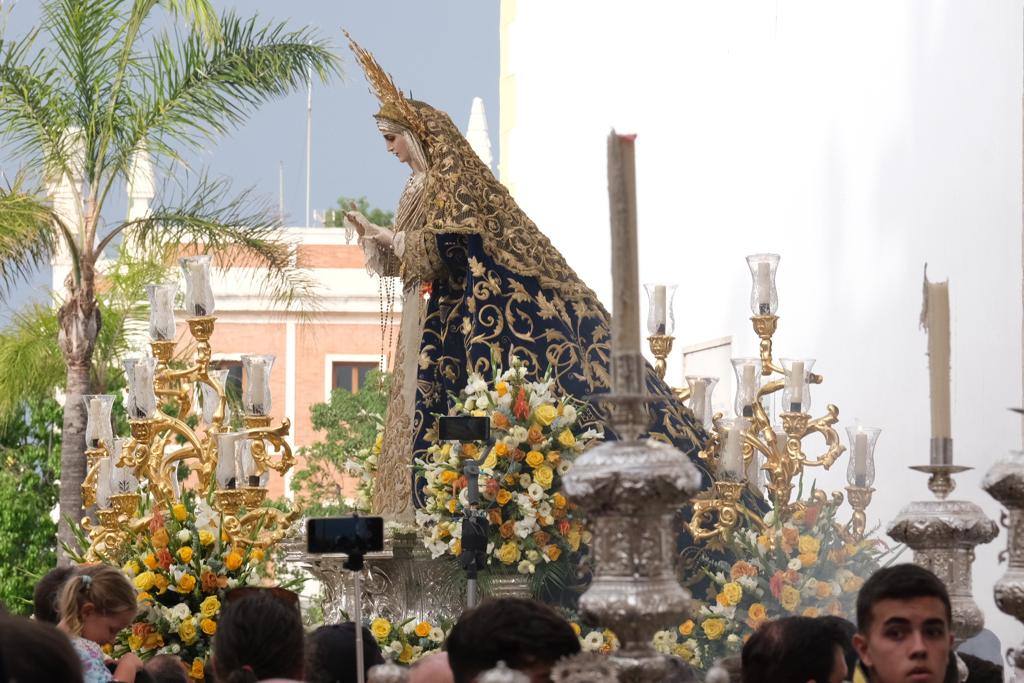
left=344, top=30, right=426, bottom=139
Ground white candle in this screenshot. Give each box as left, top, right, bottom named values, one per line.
left=87, top=398, right=103, bottom=445
left=216, top=433, right=239, bottom=488
left=248, top=364, right=266, bottom=414
left=756, top=262, right=771, bottom=310
left=188, top=261, right=207, bottom=316
left=741, top=364, right=756, bottom=414
left=723, top=422, right=745, bottom=479
left=921, top=271, right=952, bottom=442
left=96, top=456, right=112, bottom=508
left=653, top=285, right=667, bottom=334
left=854, top=432, right=868, bottom=486
left=789, top=361, right=804, bottom=409
left=133, top=362, right=150, bottom=417
left=690, top=379, right=707, bottom=423
left=745, top=450, right=762, bottom=493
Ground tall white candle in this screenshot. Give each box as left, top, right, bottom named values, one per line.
left=607, top=131, right=643, bottom=395
left=87, top=398, right=103, bottom=445
left=756, top=262, right=771, bottom=309
left=653, top=285, right=667, bottom=334
left=722, top=421, right=745, bottom=479
left=854, top=432, right=868, bottom=486
left=741, top=364, right=756, bottom=414
left=921, top=270, right=952, bottom=442
left=96, top=456, right=112, bottom=508
left=690, top=379, right=706, bottom=423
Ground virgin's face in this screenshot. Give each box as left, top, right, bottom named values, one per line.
left=384, top=132, right=411, bottom=164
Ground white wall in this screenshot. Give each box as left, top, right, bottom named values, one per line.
left=502, top=0, right=1024, bottom=651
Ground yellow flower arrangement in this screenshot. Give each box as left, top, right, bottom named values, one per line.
left=177, top=574, right=197, bottom=593
left=200, top=618, right=217, bottom=636
left=199, top=596, right=220, bottom=619
left=371, top=618, right=392, bottom=640
left=198, top=529, right=214, bottom=546
left=496, top=541, right=521, bottom=565
left=721, top=582, right=743, bottom=606
left=177, top=547, right=193, bottom=563
left=224, top=551, right=243, bottom=571
left=172, top=503, right=188, bottom=522
left=134, top=571, right=156, bottom=591
left=178, top=619, right=198, bottom=645
left=701, top=618, right=726, bottom=640
left=534, top=404, right=558, bottom=426
left=525, top=450, right=545, bottom=468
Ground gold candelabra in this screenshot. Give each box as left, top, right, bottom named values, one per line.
left=79, top=265, right=299, bottom=561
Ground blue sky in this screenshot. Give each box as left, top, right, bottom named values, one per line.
left=0, top=0, right=499, bottom=316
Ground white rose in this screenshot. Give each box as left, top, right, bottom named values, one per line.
left=390, top=641, right=404, bottom=654
left=561, top=404, right=577, bottom=423
left=527, top=483, right=544, bottom=500
left=510, top=426, right=529, bottom=444
left=788, top=558, right=803, bottom=571
left=464, top=398, right=476, bottom=411
left=519, top=473, right=532, bottom=488
left=583, top=632, right=604, bottom=652
left=429, top=627, right=445, bottom=643
left=176, top=529, right=192, bottom=543
left=403, top=621, right=416, bottom=635
left=517, top=560, right=533, bottom=574
left=170, top=603, right=190, bottom=621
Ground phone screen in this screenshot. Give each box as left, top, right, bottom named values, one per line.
left=306, top=517, right=385, bottom=555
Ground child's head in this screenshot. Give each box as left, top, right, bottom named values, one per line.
left=57, top=564, right=137, bottom=645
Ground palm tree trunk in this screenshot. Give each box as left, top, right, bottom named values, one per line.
left=56, top=285, right=100, bottom=564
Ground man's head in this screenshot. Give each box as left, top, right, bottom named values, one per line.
left=144, top=654, right=189, bottom=683
left=853, top=564, right=953, bottom=683
left=409, top=652, right=455, bottom=683
left=446, top=598, right=581, bottom=683
left=741, top=616, right=848, bottom=683
left=32, top=566, right=74, bottom=623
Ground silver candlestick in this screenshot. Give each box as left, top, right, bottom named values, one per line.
left=888, top=449, right=997, bottom=644
left=982, top=449, right=1024, bottom=674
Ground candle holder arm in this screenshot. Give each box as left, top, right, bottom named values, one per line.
left=241, top=417, right=294, bottom=475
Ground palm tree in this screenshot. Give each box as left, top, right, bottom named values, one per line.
left=0, top=0, right=339, bottom=558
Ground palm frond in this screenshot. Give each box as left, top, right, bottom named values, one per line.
left=121, top=12, right=339, bottom=167
left=0, top=182, right=61, bottom=296
left=118, top=174, right=320, bottom=311
left=0, top=302, right=65, bottom=420
left=156, top=0, right=221, bottom=44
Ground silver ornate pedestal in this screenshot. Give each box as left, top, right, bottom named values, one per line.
left=982, top=451, right=1024, bottom=674
left=285, top=528, right=466, bottom=625
left=564, top=427, right=702, bottom=682
left=887, top=464, right=998, bottom=644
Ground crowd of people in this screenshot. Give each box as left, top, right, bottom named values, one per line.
left=0, top=562, right=1006, bottom=682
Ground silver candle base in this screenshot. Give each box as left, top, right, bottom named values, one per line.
left=563, top=436, right=702, bottom=682
left=982, top=452, right=1024, bottom=672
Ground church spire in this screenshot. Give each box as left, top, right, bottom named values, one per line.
left=465, top=96, right=493, bottom=171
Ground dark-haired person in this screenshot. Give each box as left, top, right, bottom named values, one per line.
left=852, top=564, right=953, bottom=683
left=741, top=616, right=848, bottom=683
left=144, top=654, right=189, bottom=683
left=305, top=622, right=384, bottom=683
left=446, top=598, right=580, bottom=683
left=32, top=565, right=74, bottom=623
left=0, top=613, right=83, bottom=682
left=213, top=592, right=304, bottom=683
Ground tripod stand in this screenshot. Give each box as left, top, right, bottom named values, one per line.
left=460, top=448, right=491, bottom=608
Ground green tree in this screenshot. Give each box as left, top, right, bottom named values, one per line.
left=0, top=0, right=339, bottom=557
left=291, top=370, right=389, bottom=517
left=323, top=196, right=393, bottom=228
left=0, top=396, right=61, bottom=613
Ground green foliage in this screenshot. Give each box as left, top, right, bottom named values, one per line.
left=324, top=196, right=393, bottom=228
left=0, top=397, right=62, bottom=614
left=291, top=370, right=389, bottom=517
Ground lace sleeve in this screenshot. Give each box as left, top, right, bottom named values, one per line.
left=396, top=229, right=445, bottom=282
left=361, top=238, right=401, bottom=277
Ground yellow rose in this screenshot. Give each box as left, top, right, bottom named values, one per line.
left=133, top=571, right=156, bottom=592
left=439, top=470, right=458, bottom=485
left=568, top=530, right=582, bottom=552
left=190, top=658, right=205, bottom=680
left=674, top=645, right=695, bottom=662
left=546, top=450, right=561, bottom=464
left=533, top=465, right=554, bottom=489
left=748, top=603, right=768, bottom=623
left=482, top=449, right=498, bottom=470
left=545, top=544, right=562, bottom=562
left=199, top=530, right=214, bottom=546
left=525, top=450, right=545, bottom=468
left=496, top=541, right=521, bottom=565
left=178, top=619, right=198, bottom=645
left=494, top=442, right=509, bottom=458
left=557, top=430, right=576, bottom=448
left=136, top=591, right=153, bottom=603
left=678, top=620, right=694, bottom=636
left=462, top=443, right=478, bottom=458
left=571, top=622, right=582, bottom=636
left=123, top=560, right=140, bottom=576
left=225, top=551, right=243, bottom=571
left=200, top=618, right=217, bottom=635
left=152, top=528, right=169, bottom=549
left=496, top=489, right=512, bottom=506
left=172, top=503, right=188, bottom=522
left=370, top=617, right=392, bottom=640
left=722, top=581, right=743, bottom=606
left=446, top=499, right=458, bottom=514
left=414, top=621, right=432, bottom=638
left=154, top=574, right=169, bottom=594
left=802, top=607, right=820, bottom=618
left=534, top=404, right=558, bottom=427
left=780, top=585, right=801, bottom=612
left=399, top=644, right=414, bottom=664
left=143, top=553, right=158, bottom=570
left=200, top=596, right=221, bottom=618
left=799, top=552, right=819, bottom=568
left=143, top=632, right=163, bottom=650
left=552, top=492, right=567, bottom=508
left=798, top=535, right=821, bottom=555
left=128, top=634, right=143, bottom=651
left=177, top=547, right=193, bottom=563
left=250, top=548, right=265, bottom=562
left=496, top=381, right=509, bottom=397
left=177, top=573, right=197, bottom=593
left=452, top=539, right=462, bottom=556
left=701, top=618, right=726, bottom=640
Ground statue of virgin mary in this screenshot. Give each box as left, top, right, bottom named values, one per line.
left=343, top=35, right=709, bottom=521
